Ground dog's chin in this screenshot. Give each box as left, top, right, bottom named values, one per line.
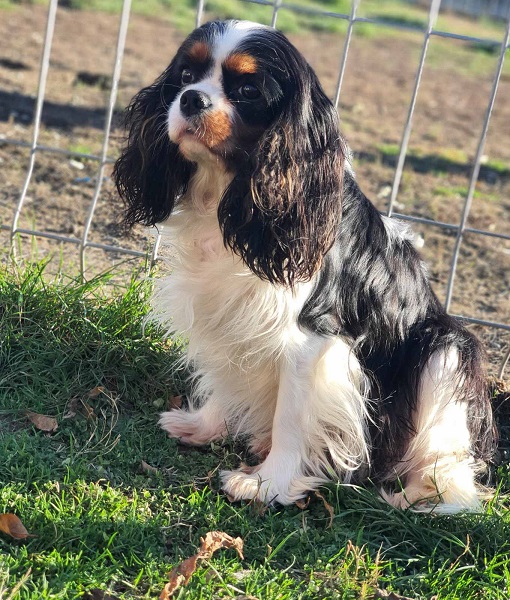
left=172, top=132, right=221, bottom=165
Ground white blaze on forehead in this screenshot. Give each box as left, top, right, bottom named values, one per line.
left=211, top=20, right=267, bottom=64
left=189, top=21, right=265, bottom=94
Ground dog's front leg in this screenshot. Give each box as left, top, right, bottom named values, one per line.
left=221, top=333, right=334, bottom=505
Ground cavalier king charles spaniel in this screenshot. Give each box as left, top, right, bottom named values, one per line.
left=114, top=20, right=494, bottom=512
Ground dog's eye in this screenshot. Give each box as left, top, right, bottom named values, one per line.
left=239, top=84, right=260, bottom=100
left=181, top=68, right=194, bottom=85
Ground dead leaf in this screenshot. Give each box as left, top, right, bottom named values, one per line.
left=295, top=495, right=311, bottom=510
left=0, top=513, right=34, bottom=539
left=25, top=411, right=58, bottom=432
left=373, top=589, right=416, bottom=600
left=168, top=395, right=183, bottom=410
left=63, top=397, right=79, bottom=419
left=141, top=460, right=159, bottom=475
left=80, top=401, right=96, bottom=420
left=314, top=490, right=334, bottom=529
left=63, top=398, right=95, bottom=421
left=88, top=386, right=106, bottom=398
left=160, top=531, right=244, bottom=599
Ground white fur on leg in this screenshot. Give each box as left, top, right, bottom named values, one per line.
left=221, top=327, right=323, bottom=505
left=381, top=348, right=481, bottom=513
left=221, top=331, right=371, bottom=505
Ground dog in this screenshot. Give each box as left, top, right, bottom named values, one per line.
left=113, top=19, right=494, bottom=512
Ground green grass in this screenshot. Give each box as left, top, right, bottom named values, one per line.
left=2, top=0, right=353, bottom=33
left=1, top=260, right=509, bottom=599
left=375, top=144, right=510, bottom=181
left=483, top=158, right=510, bottom=176
left=433, top=184, right=501, bottom=202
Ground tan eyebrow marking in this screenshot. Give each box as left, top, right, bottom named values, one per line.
left=187, top=41, right=212, bottom=63
left=223, top=53, right=258, bottom=75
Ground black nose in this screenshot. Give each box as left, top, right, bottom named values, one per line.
left=180, top=90, right=212, bottom=117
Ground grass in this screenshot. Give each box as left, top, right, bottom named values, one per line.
left=0, top=259, right=509, bottom=599
left=433, top=184, right=500, bottom=202
left=375, top=143, right=510, bottom=180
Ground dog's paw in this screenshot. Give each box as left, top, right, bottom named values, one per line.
left=159, top=409, right=225, bottom=446
left=221, top=465, right=305, bottom=505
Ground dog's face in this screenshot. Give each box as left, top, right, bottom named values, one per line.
left=114, top=20, right=346, bottom=285
left=166, top=21, right=281, bottom=166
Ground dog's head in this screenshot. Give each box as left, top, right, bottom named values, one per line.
left=114, top=20, right=345, bottom=285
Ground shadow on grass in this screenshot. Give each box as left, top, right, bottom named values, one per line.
left=358, top=148, right=510, bottom=182
left=0, top=90, right=121, bottom=130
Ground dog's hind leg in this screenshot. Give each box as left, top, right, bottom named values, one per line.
left=381, top=348, right=485, bottom=513
left=159, top=393, right=228, bottom=446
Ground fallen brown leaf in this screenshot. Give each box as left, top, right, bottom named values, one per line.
left=373, top=589, right=416, bottom=600
left=295, top=495, right=311, bottom=510
left=314, top=490, right=334, bottom=529
left=140, top=460, right=159, bottom=475
left=63, top=397, right=80, bottom=419
left=0, top=513, right=34, bottom=539
left=25, top=411, right=58, bottom=432
left=160, top=531, right=244, bottom=599
left=63, top=398, right=95, bottom=421
left=88, top=386, right=106, bottom=398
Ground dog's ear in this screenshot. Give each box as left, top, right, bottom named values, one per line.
left=113, top=68, right=194, bottom=227
left=218, top=66, right=345, bottom=286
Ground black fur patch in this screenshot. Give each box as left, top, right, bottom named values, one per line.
left=218, top=28, right=345, bottom=286
left=299, top=172, right=495, bottom=479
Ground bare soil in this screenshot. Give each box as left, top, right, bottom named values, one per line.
left=0, top=4, right=509, bottom=374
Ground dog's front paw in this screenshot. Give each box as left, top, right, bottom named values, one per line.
left=159, top=409, right=225, bottom=446
left=221, top=464, right=305, bottom=505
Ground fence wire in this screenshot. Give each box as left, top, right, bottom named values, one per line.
left=0, top=0, right=509, bottom=377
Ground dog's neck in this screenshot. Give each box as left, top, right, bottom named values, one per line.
left=183, top=154, right=233, bottom=216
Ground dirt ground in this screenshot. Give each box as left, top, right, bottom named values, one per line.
left=0, top=4, right=509, bottom=375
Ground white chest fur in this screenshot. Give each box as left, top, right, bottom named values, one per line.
left=151, top=209, right=308, bottom=374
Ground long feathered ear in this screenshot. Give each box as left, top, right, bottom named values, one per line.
left=218, top=63, right=345, bottom=287
left=113, top=67, right=194, bottom=227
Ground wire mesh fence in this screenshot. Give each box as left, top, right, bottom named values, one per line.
left=0, top=0, right=509, bottom=376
